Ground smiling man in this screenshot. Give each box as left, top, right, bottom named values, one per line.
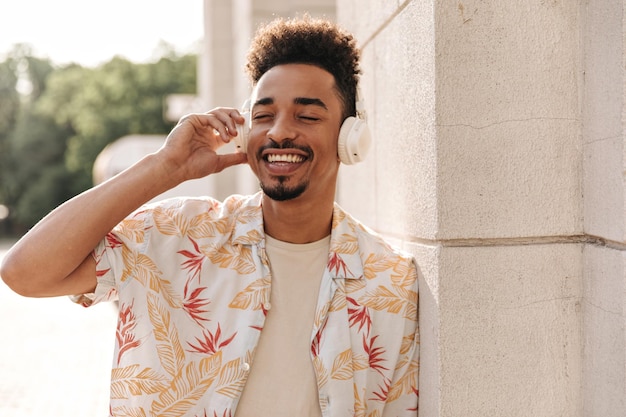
left=1, top=16, right=419, bottom=417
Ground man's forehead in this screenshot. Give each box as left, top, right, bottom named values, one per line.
left=251, top=64, right=339, bottom=107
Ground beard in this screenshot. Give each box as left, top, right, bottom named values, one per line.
left=257, top=140, right=313, bottom=201
left=261, top=177, right=309, bottom=201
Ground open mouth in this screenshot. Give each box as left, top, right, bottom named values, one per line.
left=266, top=153, right=306, bottom=163
left=259, top=146, right=311, bottom=176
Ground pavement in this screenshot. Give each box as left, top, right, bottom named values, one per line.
left=0, top=241, right=117, bottom=417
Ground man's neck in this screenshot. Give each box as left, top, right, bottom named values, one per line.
left=261, top=194, right=334, bottom=244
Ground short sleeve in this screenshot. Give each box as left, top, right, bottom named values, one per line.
left=69, top=237, right=120, bottom=307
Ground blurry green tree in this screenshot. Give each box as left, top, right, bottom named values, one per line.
left=0, top=45, right=196, bottom=235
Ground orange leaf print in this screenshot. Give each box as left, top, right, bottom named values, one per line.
left=228, top=278, right=270, bottom=310
left=352, top=353, right=369, bottom=372
left=391, top=260, right=418, bottom=288
left=313, top=356, right=329, bottom=389
left=235, top=229, right=263, bottom=245
left=153, top=206, right=190, bottom=237
left=110, top=404, right=148, bottom=417
left=150, top=360, right=218, bottom=417
left=386, top=358, right=419, bottom=403
left=329, top=279, right=347, bottom=312
left=331, top=209, right=347, bottom=229
left=330, top=349, right=354, bottom=380
left=110, top=365, right=169, bottom=399
left=147, top=293, right=186, bottom=378
left=204, top=244, right=255, bottom=274
left=331, top=233, right=359, bottom=254
left=114, top=218, right=146, bottom=244
left=233, top=205, right=262, bottom=224
left=353, top=383, right=366, bottom=417
left=215, top=357, right=248, bottom=398
left=400, top=330, right=418, bottom=356
left=360, top=285, right=406, bottom=315
left=345, top=276, right=366, bottom=294
left=120, top=246, right=162, bottom=285
left=197, top=350, right=223, bottom=385
left=363, top=253, right=395, bottom=280
left=188, top=213, right=231, bottom=239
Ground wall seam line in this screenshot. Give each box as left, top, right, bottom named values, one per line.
left=389, top=234, right=626, bottom=250
left=360, top=0, right=412, bottom=48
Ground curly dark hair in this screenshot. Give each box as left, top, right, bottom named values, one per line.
left=245, top=16, right=362, bottom=119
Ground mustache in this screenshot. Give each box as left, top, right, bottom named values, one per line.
left=257, top=140, right=314, bottom=159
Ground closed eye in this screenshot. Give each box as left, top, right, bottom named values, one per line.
left=252, top=113, right=272, bottom=120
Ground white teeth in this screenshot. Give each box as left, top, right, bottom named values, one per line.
left=267, top=154, right=304, bottom=163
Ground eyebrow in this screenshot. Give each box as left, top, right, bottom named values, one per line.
left=253, top=96, right=328, bottom=110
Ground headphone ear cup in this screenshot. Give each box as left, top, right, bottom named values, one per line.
left=338, top=116, right=372, bottom=165
left=234, top=112, right=250, bottom=153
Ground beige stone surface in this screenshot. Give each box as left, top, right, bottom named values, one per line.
left=438, top=243, right=582, bottom=416
left=582, top=245, right=626, bottom=416
left=336, top=1, right=626, bottom=416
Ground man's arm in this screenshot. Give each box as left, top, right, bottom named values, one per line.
left=0, top=109, right=247, bottom=297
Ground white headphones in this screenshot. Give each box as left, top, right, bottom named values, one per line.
left=234, top=90, right=371, bottom=165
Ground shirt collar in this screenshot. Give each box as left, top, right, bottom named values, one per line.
left=231, top=193, right=364, bottom=280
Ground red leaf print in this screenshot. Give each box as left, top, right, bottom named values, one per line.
left=94, top=247, right=111, bottom=277
left=178, top=237, right=206, bottom=292
left=183, top=286, right=211, bottom=325
left=363, top=334, right=389, bottom=375
left=328, top=252, right=353, bottom=277
left=187, top=323, right=237, bottom=355
left=311, top=318, right=328, bottom=357
left=96, top=267, right=110, bottom=278
left=369, top=377, right=391, bottom=402
left=408, top=386, right=419, bottom=411
left=116, top=302, right=141, bottom=365
left=347, top=296, right=372, bottom=335
left=105, top=232, right=124, bottom=249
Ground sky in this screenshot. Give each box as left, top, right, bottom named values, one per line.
left=0, top=0, right=204, bottom=67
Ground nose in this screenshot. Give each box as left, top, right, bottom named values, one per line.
left=266, top=114, right=297, bottom=144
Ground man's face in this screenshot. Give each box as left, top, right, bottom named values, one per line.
left=247, top=63, right=344, bottom=202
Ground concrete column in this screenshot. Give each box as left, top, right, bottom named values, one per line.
left=581, top=0, right=626, bottom=415
left=337, top=1, right=626, bottom=416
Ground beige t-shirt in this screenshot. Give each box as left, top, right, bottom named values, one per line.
left=235, top=235, right=330, bottom=417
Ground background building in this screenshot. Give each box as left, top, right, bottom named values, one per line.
left=101, top=1, right=626, bottom=415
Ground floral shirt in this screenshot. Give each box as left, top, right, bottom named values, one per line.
left=76, top=192, right=419, bottom=417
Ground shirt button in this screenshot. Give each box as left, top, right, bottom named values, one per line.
left=242, top=362, right=250, bottom=372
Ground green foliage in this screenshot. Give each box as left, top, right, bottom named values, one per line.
left=0, top=46, right=197, bottom=235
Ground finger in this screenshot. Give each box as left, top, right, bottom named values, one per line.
left=213, top=152, right=249, bottom=174
left=206, top=109, right=245, bottom=138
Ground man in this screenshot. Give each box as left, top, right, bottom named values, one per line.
left=1, top=16, right=419, bottom=416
